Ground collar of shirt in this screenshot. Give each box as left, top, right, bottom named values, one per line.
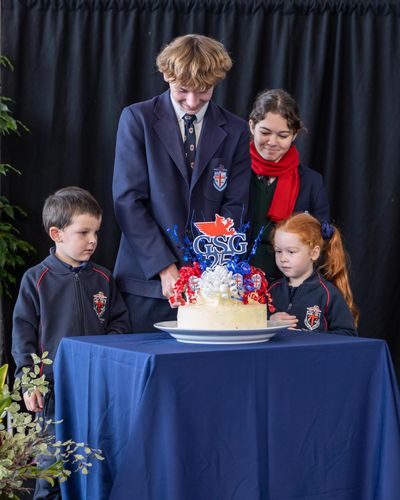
left=61, top=260, right=89, bottom=274
left=169, top=93, right=209, bottom=144
left=50, top=248, right=89, bottom=273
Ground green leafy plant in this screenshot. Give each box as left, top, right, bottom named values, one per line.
left=0, top=55, right=35, bottom=297
left=0, top=353, right=104, bottom=499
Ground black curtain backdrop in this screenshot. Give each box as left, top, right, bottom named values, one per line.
left=1, top=0, right=400, bottom=374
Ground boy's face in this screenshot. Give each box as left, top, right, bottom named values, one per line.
left=50, top=213, right=102, bottom=267
left=167, top=80, right=214, bottom=115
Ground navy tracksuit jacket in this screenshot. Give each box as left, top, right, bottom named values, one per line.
left=12, top=249, right=130, bottom=379
left=268, top=273, right=357, bottom=336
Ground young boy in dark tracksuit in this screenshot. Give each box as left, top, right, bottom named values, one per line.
left=12, top=186, right=130, bottom=500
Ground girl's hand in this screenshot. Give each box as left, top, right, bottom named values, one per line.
left=270, top=311, right=299, bottom=328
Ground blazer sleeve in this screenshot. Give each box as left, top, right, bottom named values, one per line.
left=12, top=272, right=41, bottom=379
left=311, top=173, right=330, bottom=223
left=220, top=124, right=251, bottom=225
left=112, top=106, right=178, bottom=280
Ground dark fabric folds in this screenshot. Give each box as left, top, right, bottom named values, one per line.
left=4, top=0, right=400, bottom=14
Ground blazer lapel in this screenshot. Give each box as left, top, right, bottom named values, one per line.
left=153, top=91, right=190, bottom=185
left=192, top=103, right=227, bottom=187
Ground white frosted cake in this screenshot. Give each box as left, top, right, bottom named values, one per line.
left=178, top=300, right=267, bottom=330
left=172, top=264, right=269, bottom=330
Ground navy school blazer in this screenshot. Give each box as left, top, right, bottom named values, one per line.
left=112, top=91, right=251, bottom=298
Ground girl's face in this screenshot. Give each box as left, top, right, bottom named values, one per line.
left=249, top=112, right=296, bottom=162
left=274, top=230, right=320, bottom=287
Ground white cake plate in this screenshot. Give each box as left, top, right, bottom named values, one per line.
left=153, top=320, right=291, bottom=344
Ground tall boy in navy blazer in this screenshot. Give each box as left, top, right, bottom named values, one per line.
left=113, top=34, right=251, bottom=332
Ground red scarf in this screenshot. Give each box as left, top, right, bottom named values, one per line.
left=250, top=142, right=300, bottom=222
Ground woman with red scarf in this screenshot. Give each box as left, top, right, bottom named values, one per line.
left=249, top=89, right=330, bottom=281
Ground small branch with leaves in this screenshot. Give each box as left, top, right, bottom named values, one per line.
left=0, top=352, right=104, bottom=499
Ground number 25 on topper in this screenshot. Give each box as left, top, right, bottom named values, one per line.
left=192, top=214, right=247, bottom=267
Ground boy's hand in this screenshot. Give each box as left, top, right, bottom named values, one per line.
left=270, top=312, right=299, bottom=328
left=159, top=263, right=180, bottom=304
left=23, top=389, right=44, bottom=413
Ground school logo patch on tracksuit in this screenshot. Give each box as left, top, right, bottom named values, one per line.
left=304, top=305, right=321, bottom=330
left=93, top=291, right=107, bottom=322
left=213, top=165, right=228, bottom=191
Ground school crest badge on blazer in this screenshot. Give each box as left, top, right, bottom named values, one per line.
left=304, top=305, right=321, bottom=330
left=93, top=291, right=107, bottom=322
left=213, top=164, right=228, bottom=191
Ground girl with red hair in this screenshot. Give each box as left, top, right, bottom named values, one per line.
left=268, top=213, right=358, bottom=335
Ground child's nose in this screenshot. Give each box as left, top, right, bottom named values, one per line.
left=186, top=93, right=200, bottom=108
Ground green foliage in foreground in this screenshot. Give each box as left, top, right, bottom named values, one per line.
left=0, top=353, right=104, bottom=499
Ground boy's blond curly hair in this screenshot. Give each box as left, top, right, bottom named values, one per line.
left=156, top=34, right=232, bottom=92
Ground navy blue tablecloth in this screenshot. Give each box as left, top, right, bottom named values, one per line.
left=54, top=331, right=400, bottom=500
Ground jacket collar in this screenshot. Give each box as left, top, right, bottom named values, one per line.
left=283, top=271, right=320, bottom=289
left=42, top=247, right=92, bottom=274
left=152, top=90, right=227, bottom=189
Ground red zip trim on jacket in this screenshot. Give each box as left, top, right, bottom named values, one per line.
left=36, top=270, right=48, bottom=375
left=36, top=269, right=50, bottom=374
left=92, top=267, right=110, bottom=281
left=268, top=281, right=281, bottom=292
left=318, top=278, right=330, bottom=330
left=36, top=267, right=49, bottom=289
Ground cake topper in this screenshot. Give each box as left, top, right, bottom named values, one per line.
left=167, top=215, right=275, bottom=312
left=193, top=214, right=247, bottom=268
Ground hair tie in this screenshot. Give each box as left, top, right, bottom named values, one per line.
left=321, top=222, right=334, bottom=240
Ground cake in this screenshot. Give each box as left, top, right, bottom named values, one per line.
left=178, top=302, right=267, bottom=330
left=168, top=215, right=274, bottom=330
